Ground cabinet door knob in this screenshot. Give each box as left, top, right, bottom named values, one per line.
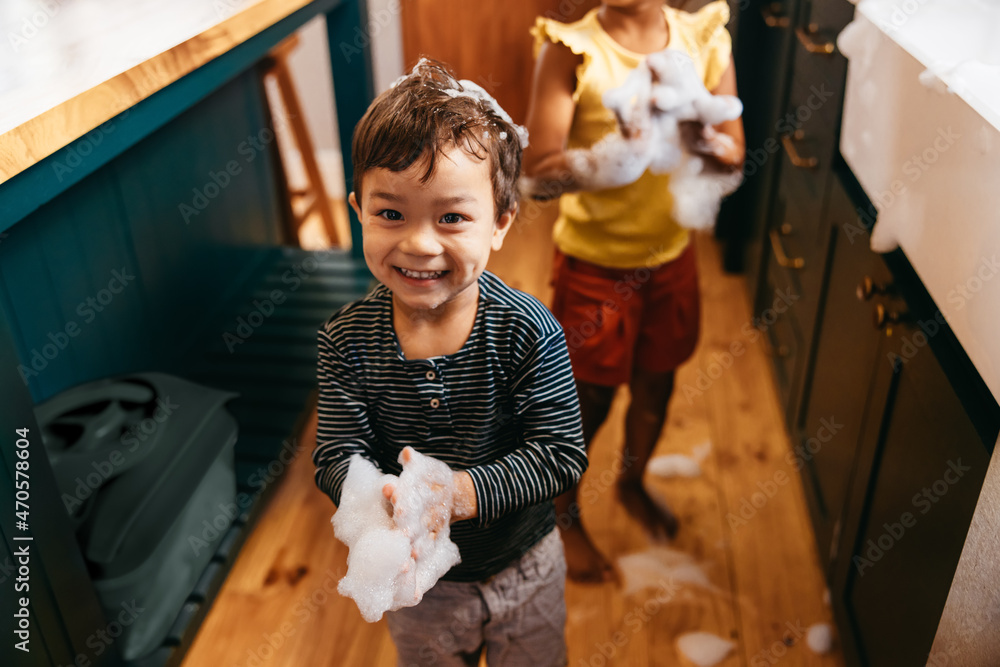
left=857, top=276, right=894, bottom=301
left=761, top=2, right=791, bottom=28
left=873, top=303, right=902, bottom=330
left=781, top=130, right=819, bottom=169
left=769, top=227, right=805, bottom=269
left=796, top=24, right=835, bottom=55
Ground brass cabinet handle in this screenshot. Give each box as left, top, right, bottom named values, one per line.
left=781, top=130, right=818, bottom=169
left=872, top=303, right=902, bottom=330
left=857, top=276, right=894, bottom=301
left=769, top=226, right=805, bottom=269
left=857, top=276, right=876, bottom=301
left=761, top=3, right=790, bottom=28
left=796, top=24, right=835, bottom=54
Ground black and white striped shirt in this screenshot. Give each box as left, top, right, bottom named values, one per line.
left=313, top=271, right=588, bottom=581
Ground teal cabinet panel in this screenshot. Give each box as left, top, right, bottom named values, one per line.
left=1, top=70, right=284, bottom=403
left=326, top=0, right=374, bottom=261
left=1, top=207, right=89, bottom=401
left=113, top=69, right=281, bottom=360
left=0, top=311, right=114, bottom=667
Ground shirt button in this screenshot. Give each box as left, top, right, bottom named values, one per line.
left=425, top=370, right=436, bottom=381
left=429, top=398, right=440, bottom=409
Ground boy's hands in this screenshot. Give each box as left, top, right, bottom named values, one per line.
left=382, top=447, right=478, bottom=558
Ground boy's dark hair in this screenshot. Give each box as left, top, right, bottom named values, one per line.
left=351, top=59, right=523, bottom=219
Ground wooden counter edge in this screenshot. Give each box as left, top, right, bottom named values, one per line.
left=0, top=0, right=316, bottom=184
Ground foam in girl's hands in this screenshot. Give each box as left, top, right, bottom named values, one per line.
left=563, top=48, right=744, bottom=230
left=331, top=452, right=461, bottom=622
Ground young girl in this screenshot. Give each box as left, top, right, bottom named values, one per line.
left=523, top=0, right=745, bottom=582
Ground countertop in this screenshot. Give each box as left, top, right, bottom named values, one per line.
left=0, top=0, right=314, bottom=184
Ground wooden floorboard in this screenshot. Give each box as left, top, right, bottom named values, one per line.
left=181, top=212, right=845, bottom=666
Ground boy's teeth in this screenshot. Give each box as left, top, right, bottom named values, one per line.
left=400, top=268, right=445, bottom=279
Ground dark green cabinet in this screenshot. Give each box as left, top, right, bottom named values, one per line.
left=793, top=167, right=999, bottom=666
left=744, top=1, right=1000, bottom=664
left=795, top=174, right=883, bottom=570
left=755, top=0, right=854, bottom=427
left=833, top=324, right=992, bottom=666
left=721, top=0, right=800, bottom=276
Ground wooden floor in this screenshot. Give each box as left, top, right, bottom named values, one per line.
left=181, top=200, right=845, bottom=667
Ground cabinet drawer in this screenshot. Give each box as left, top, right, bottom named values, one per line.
left=763, top=247, right=804, bottom=408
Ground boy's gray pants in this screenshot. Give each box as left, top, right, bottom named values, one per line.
left=386, top=529, right=568, bottom=667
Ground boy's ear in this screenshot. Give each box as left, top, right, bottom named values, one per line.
left=348, top=192, right=362, bottom=219
left=491, top=206, right=517, bottom=252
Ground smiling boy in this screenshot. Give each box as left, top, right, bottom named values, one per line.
left=312, top=60, right=588, bottom=666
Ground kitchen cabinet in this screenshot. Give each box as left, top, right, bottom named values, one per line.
left=832, top=316, right=993, bottom=666
left=719, top=0, right=800, bottom=276
left=0, top=2, right=374, bottom=665
left=745, top=2, right=1000, bottom=663
left=793, top=170, right=882, bottom=570
left=796, top=165, right=1000, bottom=666
left=754, top=0, right=854, bottom=428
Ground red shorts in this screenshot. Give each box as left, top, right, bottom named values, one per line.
left=550, top=242, right=700, bottom=387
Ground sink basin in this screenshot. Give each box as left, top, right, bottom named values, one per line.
left=838, top=1, right=1000, bottom=402
left=854, top=0, right=1000, bottom=129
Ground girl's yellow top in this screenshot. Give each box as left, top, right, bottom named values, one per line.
left=532, top=1, right=732, bottom=269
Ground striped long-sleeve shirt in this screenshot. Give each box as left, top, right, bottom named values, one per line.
left=313, top=271, right=588, bottom=581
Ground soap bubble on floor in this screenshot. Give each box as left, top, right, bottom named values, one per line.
left=616, top=546, right=715, bottom=597
left=806, top=623, right=835, bottom=654
left=648, top=440, right=712, bottom=478
left=675, top=631, right=736, bottom=666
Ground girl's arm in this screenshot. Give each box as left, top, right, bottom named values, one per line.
left=521, top=40, right=583, bottom=200
left=684, top=55, right=746, bottom=171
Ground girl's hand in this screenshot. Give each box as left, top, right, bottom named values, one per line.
left=679, top=121, right=743, bottom=171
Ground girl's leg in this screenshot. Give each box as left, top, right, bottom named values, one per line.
left=618, top=366, right=679, bottom=540
left=555, top=379, right=617, bottom=582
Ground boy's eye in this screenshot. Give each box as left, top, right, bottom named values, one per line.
left=440, top=213, right=466, bottom=224
left=377, top=209, right=403, bottom=221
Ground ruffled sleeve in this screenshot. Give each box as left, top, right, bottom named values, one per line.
left=678, top=0, right=733, bottom=91
left=531, top=15, right=591, bottom=60
left=531, top=14, right=595, bottom=102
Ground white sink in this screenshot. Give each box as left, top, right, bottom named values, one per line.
left=857, top=0, right=1000, bottom=127
left=838, top=1, right=1000, bottom=402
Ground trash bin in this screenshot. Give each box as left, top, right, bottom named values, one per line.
left=35, top=372, right=239, bottom=661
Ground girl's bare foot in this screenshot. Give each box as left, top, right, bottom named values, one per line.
left=617, top=479, right=679, bottom=542
left=559, top=524, right=617, bottom=583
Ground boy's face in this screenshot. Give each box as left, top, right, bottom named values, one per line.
left=349, top=144, right=514, bottom=320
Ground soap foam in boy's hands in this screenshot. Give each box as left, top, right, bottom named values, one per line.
left=332, top=449, right=461, bottom=622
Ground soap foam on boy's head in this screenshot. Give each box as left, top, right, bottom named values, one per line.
left=352, top=58, right=527, bottom=220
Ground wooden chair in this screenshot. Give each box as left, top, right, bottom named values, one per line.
left=261, top=34, right=341, bottom=246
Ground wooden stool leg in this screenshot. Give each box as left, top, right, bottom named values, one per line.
left=265, top=36, right=342, bottom=247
